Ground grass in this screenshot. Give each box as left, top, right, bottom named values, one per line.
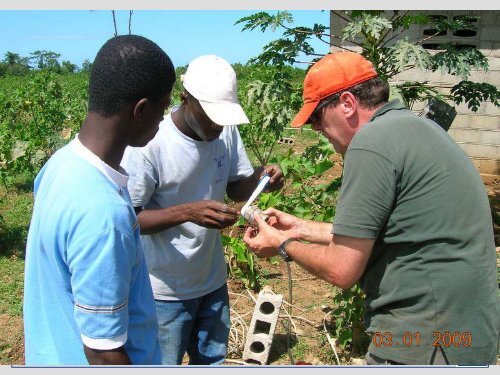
left=290, top=339, right=310, bottom=361
left=0, top=177, right=32, bottom=317
left=0, top=258, right=24, bottom=316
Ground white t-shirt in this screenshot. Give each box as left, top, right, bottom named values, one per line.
left=121, top=108, right=254, bottom=300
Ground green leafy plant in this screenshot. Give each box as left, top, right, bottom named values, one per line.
left=238, top=65, right=303, bottom=166
left=257, top=135, right=339, bottom=222
left=330, top=284, right=370, bottom=353
left=222, top=234, right=260, bottom=290
left=0, top=71, right=88, bottom=184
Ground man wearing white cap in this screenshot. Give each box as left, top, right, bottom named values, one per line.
left=121, top=55, right=284, bottom=365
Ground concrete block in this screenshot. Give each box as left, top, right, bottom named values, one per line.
left=455, top=100, right=489, bottom=116
left=393, top=68, right=421, bottom=82
left=485, top=56, right=500, bottom=71
left=242, top=289, right=283, bottom=365
left=450, top=114, right=471, bottom=129
left=481, top=130, right=500, bottom=146
left=452, top=128, right=482, bottom=143
left=479, top=42, right=493, bottom=57
left=468, top=70, right=487, bottom=83
left=484, top=102, right=500, bottom=117
left=424, top=70, right=457, bottom=85
left=491, top=44, right=500, bottom=58
left=479, top=12, right=497, bottom=26
left=484, top=71, right=500, bottom=88
left=480, top=27, right=500, bottom=42
left=470, top=156, right=481, bottom=170
left=478, top=159, right=500, bottom=175
left=464, top=143, right=497, bottom=159
left=468, top=115, right=500, bottom=130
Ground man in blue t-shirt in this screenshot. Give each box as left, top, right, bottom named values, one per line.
left=23, top=35, right=176, bottom=365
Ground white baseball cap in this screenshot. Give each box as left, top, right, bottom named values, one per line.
left=181, top=55, right=250, bottom=126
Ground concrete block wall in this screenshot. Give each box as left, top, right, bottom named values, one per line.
left=330, top=11, right=500, bottom=175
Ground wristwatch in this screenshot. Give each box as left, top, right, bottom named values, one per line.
left=278, top=238, right=299, bottom=262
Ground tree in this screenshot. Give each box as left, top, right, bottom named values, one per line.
left=0, top=52, right=31, bottom=76
left=236, top=64, right=304, bottom=166
left=81, top=59, right=92, bottom=73
left=61, top=60, right=77, bottom=74
left=5, top=51, right=20, bottom=66
left=30, top=50, right=61, bottom=72
left=236, top=11, right=499, bottom=112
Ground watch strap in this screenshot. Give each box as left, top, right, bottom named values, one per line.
left=278, top=238, right=299, bottom=262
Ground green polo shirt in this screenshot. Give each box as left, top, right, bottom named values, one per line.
left=333, top=100, right=499, bottom=365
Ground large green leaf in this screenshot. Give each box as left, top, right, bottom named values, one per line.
left=431, top=45, right=489, bottom=80
left=388, top=38, right=432, bottom=73
left=342, top=13, right=392, bottom=41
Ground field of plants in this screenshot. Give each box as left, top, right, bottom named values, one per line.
left=0, top=62, right=371, bottom=365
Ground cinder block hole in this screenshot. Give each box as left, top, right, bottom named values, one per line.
left=254, top=320, right=271, bottom=335
left=259, top=301, right=275, bottom=315
left=250, top=341, right=265, bottom=353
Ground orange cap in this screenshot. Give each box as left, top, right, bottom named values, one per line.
left=291, top=52, right=378, bottom=128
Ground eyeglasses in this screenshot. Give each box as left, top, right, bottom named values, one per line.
left=308, top=93, right=341, bottom=124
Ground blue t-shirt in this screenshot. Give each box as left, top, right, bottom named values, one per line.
left=23, top=139, right=162, bottom=365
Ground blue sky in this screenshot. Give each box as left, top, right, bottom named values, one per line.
left=0, top=10, right=330, bottom=69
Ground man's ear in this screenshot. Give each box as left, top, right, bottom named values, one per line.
left=340, top=92, right=357, bottom=118
left=133, top=98, right=150, bottom=121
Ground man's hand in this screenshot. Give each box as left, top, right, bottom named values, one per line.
left=243, top=214, right=287, bottom=258
left=186, top=200, right=239, bottom=229
left=262, top=164, right=285, bottom=192
left=84, top=345, right=131, bottom=365
left=262, top=207, right=303, bottom=240
left=226, top=164, right=284, bottom=202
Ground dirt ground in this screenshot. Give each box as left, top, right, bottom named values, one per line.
left=226, top=261, right=357, bottom=365
left=1, top=155, right=498, bottom=366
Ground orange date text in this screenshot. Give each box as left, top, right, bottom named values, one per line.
left=372, top=331, right=472, bottom=348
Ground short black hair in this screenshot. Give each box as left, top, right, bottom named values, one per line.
left=88, top=35, right=176, bottom=116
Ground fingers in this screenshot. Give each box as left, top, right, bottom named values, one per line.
left=262, top=207, right=280, bottom=216
left=213, top=202, right=239, bottom=216
left=263, top=164, right=284, bottom=191
left=243, top=226, right=255, bottom=243
left=195, top=200, right=240, bottom=228
left=206, top=210, right=238, bottom=228
left=252, top=211, right=268, bottom=228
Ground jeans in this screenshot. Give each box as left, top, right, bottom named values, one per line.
left=155, top=284, right=230, bottom=365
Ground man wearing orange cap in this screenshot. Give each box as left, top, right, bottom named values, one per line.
left=243, top=52, right=499, bottom=365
